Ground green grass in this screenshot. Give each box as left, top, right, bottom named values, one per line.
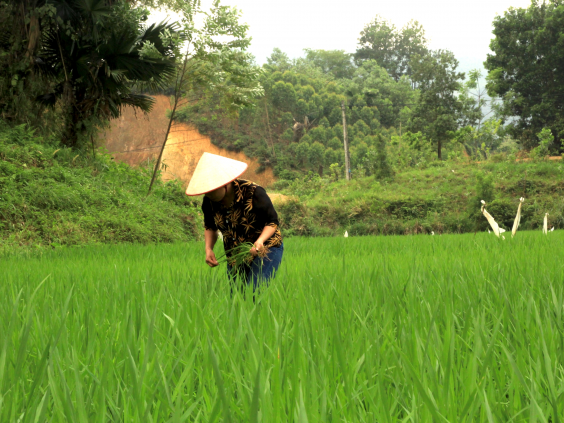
left=0, top=124, right=202, bottom=251
left=1, top=232, right=564, bottom=422
left=277, top=159, right=564, bottom=236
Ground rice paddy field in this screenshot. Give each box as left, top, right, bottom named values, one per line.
left=1, top=232, right=564, bottom=422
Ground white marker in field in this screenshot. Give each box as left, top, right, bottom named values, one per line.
left=218, top=231, right=223, bottom=241
left=344, top=231, right=348, bottom=238
left=431, top=231, right=435, bottom=235
left=551, top=226, right=555, bottom=232
left=481, top=200, right=501, bottom=238
left=543, top=213, right=549, bottom=234
left=512, top=197, right=524, bottom=238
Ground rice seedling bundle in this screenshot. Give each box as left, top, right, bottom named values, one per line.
left=1, top=232, right=563, bottom=422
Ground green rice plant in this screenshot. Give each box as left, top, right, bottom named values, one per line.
left=1, top=232, right=563, bottom=422
left=215, top=242, right=256, bottom=268
left=216, top=242, right=272, bottom=277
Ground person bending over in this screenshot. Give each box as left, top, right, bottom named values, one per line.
left=186, top=153, right=283, bottom=289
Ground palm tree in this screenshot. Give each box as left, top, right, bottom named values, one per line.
left=35, top=0, right=178, bottom=148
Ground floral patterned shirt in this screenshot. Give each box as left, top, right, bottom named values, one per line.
left=202, top=179, right=283, bottom=257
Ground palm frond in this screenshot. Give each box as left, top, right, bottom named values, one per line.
left=119, top=93, right=155, bottom=112
left=77, top=0, right=111, bottom=23
left=99, top=27, right=175, bottom=87
left=139, top=20, right=182, bottom=55
left=48, top=0, right=82, bottom=26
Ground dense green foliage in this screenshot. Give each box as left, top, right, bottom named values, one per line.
left=485, top=0, right=564, bottom=150
left=354, top=16, right=428, bottom=81
left=2, top=233, right=564, bottom=421
left=0, top=124, right=200, bottom=250
left=174, top=17, right=498, bottom=178
left=2, top=122, right=562, bottom=249
left=275, top=159, right=564, bottom=237
left=0, top=0, right=261, bottom=151
left=177, top=1, right=564, bottom=178
left=0, top=0, right=179, bottom=148
left=410, top=50, right=464, bottom=160
left=176, top=49, right=422, bottom=180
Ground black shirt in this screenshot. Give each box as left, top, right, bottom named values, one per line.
left=202, top=179, right=283, bottom=257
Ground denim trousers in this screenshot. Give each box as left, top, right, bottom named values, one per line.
left=227, top=243, right=284, bottom=291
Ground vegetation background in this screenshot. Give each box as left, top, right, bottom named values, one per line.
left=1, top=0, right=564, bottom=250
left=2, top=2, right=564, bottom=420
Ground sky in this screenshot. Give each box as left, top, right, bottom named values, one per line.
left=150, top=0, right=532, bottom=73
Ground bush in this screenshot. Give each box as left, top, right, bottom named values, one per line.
left=530, top=128, right=553, bottom=160
left=366, top=134, right=394, bottom=179
left=490, top=153, right=505, bottom=163
left=466, top=171, right=495, bottom=229
left=284, top=172, right=329, bottom=197
left=272, top=179, right=291, bottom=190
left=487, top=199, right=515, bottom=229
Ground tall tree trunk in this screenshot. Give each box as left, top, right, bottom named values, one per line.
left=26, top=15, right=40, bottom=60
left=63, top=105, right=80, bottom=148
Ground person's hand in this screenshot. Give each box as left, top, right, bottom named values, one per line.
left=250, top=240, right=264, bottom=257
left=205, top=249, right=218, bottom=267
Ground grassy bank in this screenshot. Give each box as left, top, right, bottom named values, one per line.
left=2, top=232, right=563, bottom=421
left=0, top=124, right=201, bottom=252
left=3, top=123, right=563, bottom=249
left=275, top=159, right=564, bottom=236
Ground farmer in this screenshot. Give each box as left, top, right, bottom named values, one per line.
left=186, top=152, right=283, bottom=289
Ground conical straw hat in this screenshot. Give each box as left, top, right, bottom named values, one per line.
left=185, top=152, right=248, bottom=196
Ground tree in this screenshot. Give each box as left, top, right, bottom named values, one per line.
left=453, top=119, right=502, bottom=159
left=458, top=69, right=487, bottom=129
left=455, top=69, right=505, bottom=159
left=41, top=3, right=179, bottom=148
left=365, top=134, right=393, bottom=178
left=355, top=15, right=428, bottom=81
left=308, top=141, right=325, bottom=175
left=485, top=0, right=564, bottom=150
left=148, top=1, right=263, bottom=193
left=409, top=50, right=464, bottom=160
left=303, top=49, right=355, bottom=79
left=530, top=128, right=554, bottom=160
left=264, top=48, right=292, bottom=72
left=271, top=81, right=297, bottom=113
left=0, top=1, right=178, bottom=148
left=346, top=60, right=417, bottom=128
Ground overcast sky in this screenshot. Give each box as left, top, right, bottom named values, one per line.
left=151, top=0, right=531, bottom=72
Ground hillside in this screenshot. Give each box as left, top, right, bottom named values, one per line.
left=3, top=122, right=563, bottom=252
left=0, top=124, right=202, bottom=253
left=101, top=95, right=276, bottom=188
left=275, top=159, right=564, bottom=236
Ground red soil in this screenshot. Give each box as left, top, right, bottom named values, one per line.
left=101, top=95, right=276, bottom=188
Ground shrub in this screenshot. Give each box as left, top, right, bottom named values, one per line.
left=366, top=134, right=394, bottom=179
left=530, top=128, right=553, bottom=160
left=487, top=199, right=515, bottom=229
left=467, top=171, right=495, bottom=228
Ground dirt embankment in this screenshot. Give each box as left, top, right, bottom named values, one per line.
left=101, top=96, right=276, bottom=188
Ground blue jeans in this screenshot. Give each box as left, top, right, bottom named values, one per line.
left=227, top=243, right=284, bottom=291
